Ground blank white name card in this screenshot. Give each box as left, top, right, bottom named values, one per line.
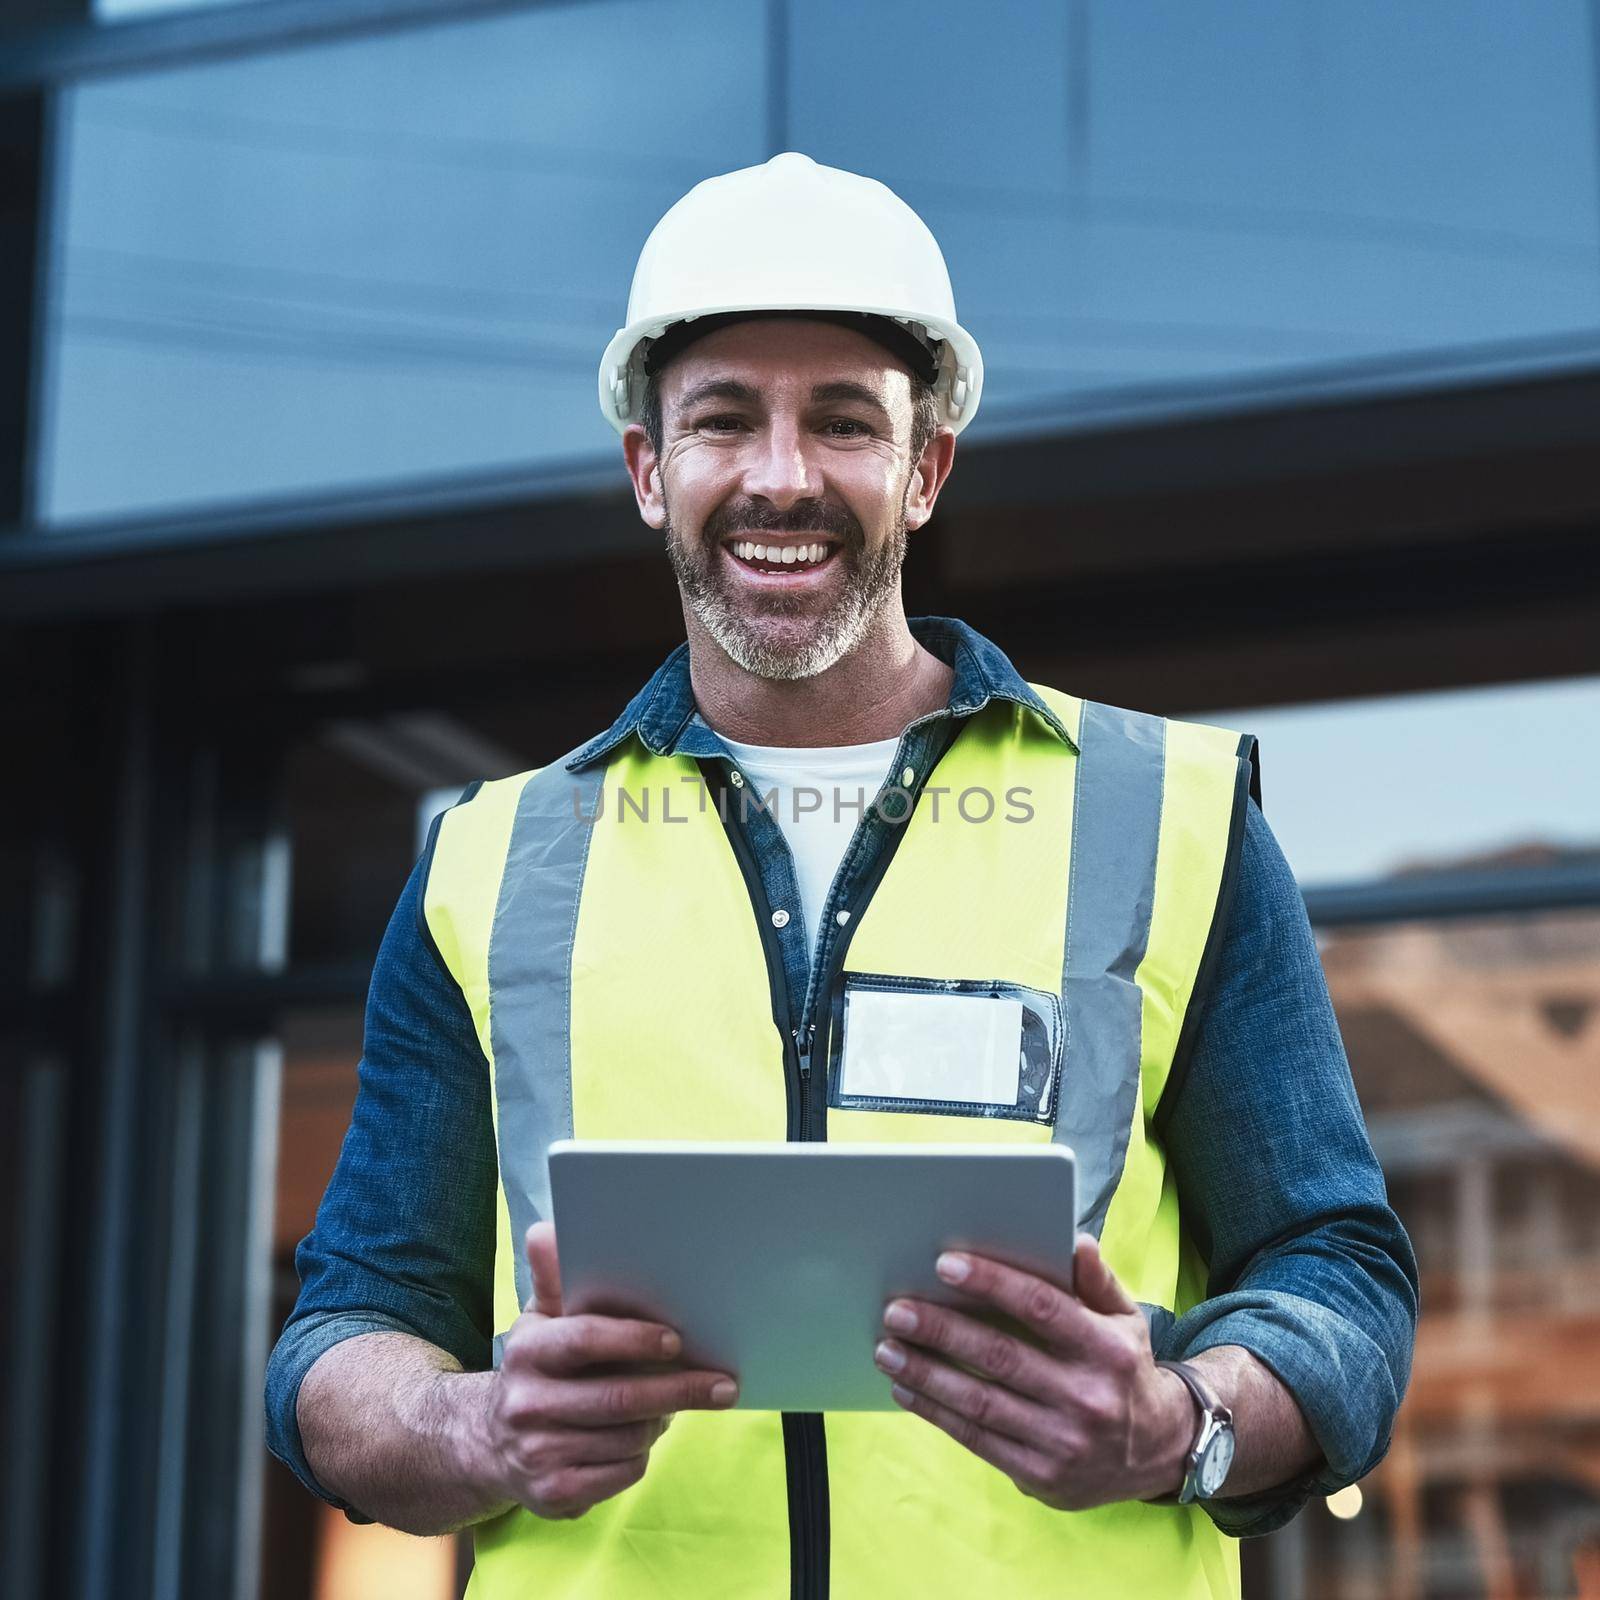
left=839, top=988, right=1022, bottom=1106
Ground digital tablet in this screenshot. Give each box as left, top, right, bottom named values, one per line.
left=548, top=1140, right=1078, bottom=1412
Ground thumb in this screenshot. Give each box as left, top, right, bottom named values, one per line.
left=1073, top=1232, right=1138, bottom=1316
left=524, top=1221, right=563, bottom=1317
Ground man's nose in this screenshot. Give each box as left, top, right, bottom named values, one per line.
left=739, top=417, right=816, bottom=509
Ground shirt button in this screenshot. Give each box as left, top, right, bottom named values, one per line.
left=771, top=908, right=790, bottom=928
left=835, top=909, right=851, bottom=926
left=729, top=769, right=745, bottom=788
left=901, top=766, right=916, bottom=786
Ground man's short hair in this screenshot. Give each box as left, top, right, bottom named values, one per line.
left=640, top=361, right=941, bottom=464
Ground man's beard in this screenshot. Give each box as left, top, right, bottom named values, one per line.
left=664, top=490, right=909, bottom=681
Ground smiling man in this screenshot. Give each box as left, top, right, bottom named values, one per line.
left=266, top=154, right=1418, bottom=1599
left=633, top=313, right=956, bottom=737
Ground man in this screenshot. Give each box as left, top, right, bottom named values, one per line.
left=266, top=154, right=1417, bottom=1598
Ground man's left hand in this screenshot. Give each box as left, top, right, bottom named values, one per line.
left=874, top=1234, right=1195, bottom=1511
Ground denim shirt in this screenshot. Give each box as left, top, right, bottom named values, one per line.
left=265, top=615, right=1419, bottom=1541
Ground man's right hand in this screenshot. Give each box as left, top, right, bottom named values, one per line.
left=481, top=1220, right=739, bottom=1521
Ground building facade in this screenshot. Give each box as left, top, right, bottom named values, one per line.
left=4, top=3, right=1600, bottom=1597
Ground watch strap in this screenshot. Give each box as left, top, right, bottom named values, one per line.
left=1149, top=1359, right=1233, bottom=1504
left=1157, top=1358, right=1227, bottom=1423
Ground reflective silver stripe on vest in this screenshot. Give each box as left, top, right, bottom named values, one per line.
left=488, top=756, right=606, bottom=1311
left=1054, top=701, right=1165, bottom=1238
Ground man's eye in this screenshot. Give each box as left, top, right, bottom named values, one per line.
left=825, top=418, right=872, bottom=438
left=697, top=415, right=746, bottom=433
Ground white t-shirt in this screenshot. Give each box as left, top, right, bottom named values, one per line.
left=718, top=732, right=903, bottom=963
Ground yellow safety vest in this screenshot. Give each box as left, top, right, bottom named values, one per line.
left=424, top=683, right=1255, bottom=1599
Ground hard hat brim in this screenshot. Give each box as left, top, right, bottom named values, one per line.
left=598, top=301, right=984, bottom=438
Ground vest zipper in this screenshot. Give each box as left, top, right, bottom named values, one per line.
left=794, top=1024, right=814, bottom=1141
left=782, top=1019, right=828, bottom=1598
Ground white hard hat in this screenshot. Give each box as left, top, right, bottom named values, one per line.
left=598, top=151, right=984, bottom=436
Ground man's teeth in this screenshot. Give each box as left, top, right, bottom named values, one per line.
left=734, top=541, right=829, bottom=565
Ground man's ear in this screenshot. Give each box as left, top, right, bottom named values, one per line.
left=622, top=424, right=666, bottom=529
left=904, top=428, right=957, bottom=531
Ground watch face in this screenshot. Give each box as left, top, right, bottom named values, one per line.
left=1198, top=1427, right=1235, bottom=1497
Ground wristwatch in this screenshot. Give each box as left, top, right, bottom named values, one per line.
left=1152, top=1359, right=1235, bottom=1503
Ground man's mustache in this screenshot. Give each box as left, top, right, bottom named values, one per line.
left=701, top=499, right=861, bottom=545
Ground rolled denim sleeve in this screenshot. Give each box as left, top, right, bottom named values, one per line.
left=263, top=837, right=499, bottom=1513
left=1151, top=799, right=1420, bottom=1539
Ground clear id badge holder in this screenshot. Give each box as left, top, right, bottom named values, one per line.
left=825, top=973, right=1062, bottom=1124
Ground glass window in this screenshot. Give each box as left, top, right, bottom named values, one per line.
left=42, top=0, right=767, bottom=524
left=96, top=0, right=266, bottom=20
left=49, top=1, right=1600, bottom=528
left=790, top=0, right=1600, bottom=431
left=267, top=1008, right=465, bottom=1600
left=261, top=694, right=557, bottom=1594
left=283, top=707, right=541, bottom=967
left=1195, top=674, right=1600, bottom=887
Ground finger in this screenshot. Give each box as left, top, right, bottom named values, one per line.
left=1071, top=1233, right=1139, bottom=1316
left=543, top=1416, right=669, bottom=1467
left=880, top=1298, right=1060, bottom=1404
left=888, top=1379, right=1055, bottom=1493
left=526, top=1314, right=684, bottom=1376
left=546, top=1369, right=738, bottom=1427
left=524, top=1455, right=648, bottom=1519
left=525, top=1222, right=563, bottom=1317
left=935, top=1251, right=1101, bottom=1356
left=875, top=1336, right=1058, bottom=1447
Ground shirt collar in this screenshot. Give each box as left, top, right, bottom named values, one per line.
left=563, top=615, right=1077, bottom=772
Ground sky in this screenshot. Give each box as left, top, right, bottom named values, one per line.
left=1200, top=673, right=1600, bottom=885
